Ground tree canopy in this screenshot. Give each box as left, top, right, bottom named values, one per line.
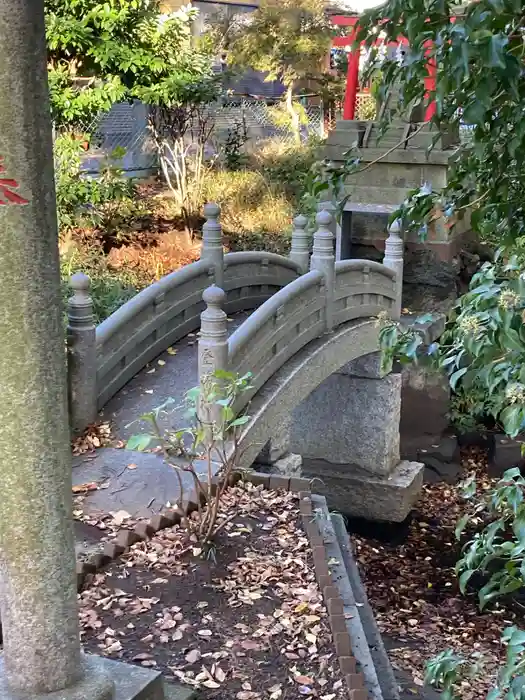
left=227, top=0, right=335, bottom=140
left=356, top=0, right=525, bottom=248
left=365, top=1, right=525, bottom=438
left=45, top=0, right=218, bottom=129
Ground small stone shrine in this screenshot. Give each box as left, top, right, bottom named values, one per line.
left=324, top=86, right=471, bottom=312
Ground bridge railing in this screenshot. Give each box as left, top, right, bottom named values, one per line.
left=66, top=203, right=306, bottom=433
left=197, top=210, right=404, bottom=418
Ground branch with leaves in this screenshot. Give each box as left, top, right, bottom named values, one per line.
left=127, top=370, right=253, bottom=559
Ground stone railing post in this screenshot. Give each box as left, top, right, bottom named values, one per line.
left=67, top=273, right=97, bottom=434
left=317, top=170, right=338, bottom=238
left=383, top=218, right=404, bottom=320
left=198, top=286, right=229, bottom=432
left=310, top=210, right=336, bottom=332
left=289, top=214, right=310, bottom=274
left=201, top=203, right=224, bottom=290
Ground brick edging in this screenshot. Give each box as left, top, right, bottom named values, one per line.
left=76, top=470, right=369, bottom=699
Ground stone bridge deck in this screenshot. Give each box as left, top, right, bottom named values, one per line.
left=73, top=311, right=250, bottom=525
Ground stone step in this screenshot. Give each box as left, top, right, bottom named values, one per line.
left=72, top=447, right=219, bottom=521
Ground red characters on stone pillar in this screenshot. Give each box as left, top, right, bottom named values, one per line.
left=0, top=156, right=29, bottom=205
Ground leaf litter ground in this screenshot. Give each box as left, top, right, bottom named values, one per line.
left=79, top=484, right=347, bottom=700
left=75, top=448, right=520, bottom=699
left=352, top=452, right=521, bottom=699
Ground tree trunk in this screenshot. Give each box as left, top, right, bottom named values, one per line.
left=285, top=84, right=301, bottom=145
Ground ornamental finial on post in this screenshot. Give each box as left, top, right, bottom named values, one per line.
left=201, top=203, right=224, bottom=289
left=383, top=219, right=404, bottom=319
left=289, top=214, right=310, bottom=274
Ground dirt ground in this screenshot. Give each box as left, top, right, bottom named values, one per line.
left=79, top=484, right=347, bottom=700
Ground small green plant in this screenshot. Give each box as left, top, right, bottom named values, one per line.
left=54, top=133, right=138, bottom=235
left=222, top=116, right=248, bottom=171
left=60, top=245, right=143, bottom=324
left=425, top=626, right=525, bottom=699
left=379, top=250, right=525, bottom=439
left=127, top=370, right=252, bottom=556
left=455, top=467, right=525, bottom=610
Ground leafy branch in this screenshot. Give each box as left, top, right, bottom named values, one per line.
left=127, top=370, right=253, bottom=557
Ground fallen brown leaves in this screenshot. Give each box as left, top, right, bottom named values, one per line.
left=354, top=454, right=514, bottom=699
left=72, top=422, right=112, bottom=456
left=79, top=483, right=346, bottom=700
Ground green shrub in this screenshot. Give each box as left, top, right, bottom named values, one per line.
left=201, top=169, right=293, bottom=254
left=251, top=136, right=322, bottom=202
left=455, top=467, right=525, bottom=610
left=60, top=243, right=145, bottom=324
left=425, top=629, right=525, bottom=700
left=54, top=133, right=142, bottom=236
left=379, top=251, right=525, bottom=439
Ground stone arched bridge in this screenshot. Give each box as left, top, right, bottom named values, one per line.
left=68, top=205, right=423, bottom=523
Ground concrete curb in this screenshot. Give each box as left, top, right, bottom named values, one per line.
left=310, top=496, right=384, bottom=700
left=331, top=513, right=399, bottom=700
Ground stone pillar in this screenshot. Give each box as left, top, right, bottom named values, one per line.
left=310, top=210, right=335, bottom=332
left=383, top=218, right=404, bottom=319
left=289, top=214, right=310, bottom=273
left=289, top=352, right=424, bottom=522
left=0, top=2, right=114, bottom=699
left=290, top=353, right=401, bottom=475
left=198, top=286, right=228, bottom=430
left=201, top=203, right=224, bottom=290
left=67, top=273, right=97, bottom=434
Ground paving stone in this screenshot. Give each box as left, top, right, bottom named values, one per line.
left=245, top=472, right=271, bottom=489
left=163, top=681, right=196, bottom=700
left=134, top=522, right=155, bottom=540
left=73, top=448, right=220, bottom=519
left=339, top=657, right=357, bottom=676
left=422, top=456, right=461, bottom=485
left=115, top=529, right=139, bottom=549
left=334, top=632, right=352, bottom=657
left=103, top=541, right=125, bottom=560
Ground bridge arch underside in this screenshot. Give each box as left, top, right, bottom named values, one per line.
left=237, top=319, right=423, bottom=522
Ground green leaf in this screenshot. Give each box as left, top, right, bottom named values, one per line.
left=462, top=101, right=486, bottom=126
left=479, top=583, right=499, bottom=610
left=488, top=34, right=508, bottom=69
left=229, top=416, right=250, bottom=427
left=503, top=328, right=523, bottom=352
left=455, top=513, right=470, bottom=540
left=126, top=434, right=152, bottom=451
left=509, top=629, right=525, bottom=647
left=501, top=405, right=524, bottom=438
left=449, top=367, right=468, bottom=391
left=458, top=568, right=475, bottom=594
left=512, top=514, right=525, bottom=541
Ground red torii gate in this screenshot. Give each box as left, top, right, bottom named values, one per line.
left=331, top=14, right=437, bottom=123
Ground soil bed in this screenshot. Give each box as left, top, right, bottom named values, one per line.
left=80, top=483, right=346, bottom=700
left=352, top=454, right=521, bottom=699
